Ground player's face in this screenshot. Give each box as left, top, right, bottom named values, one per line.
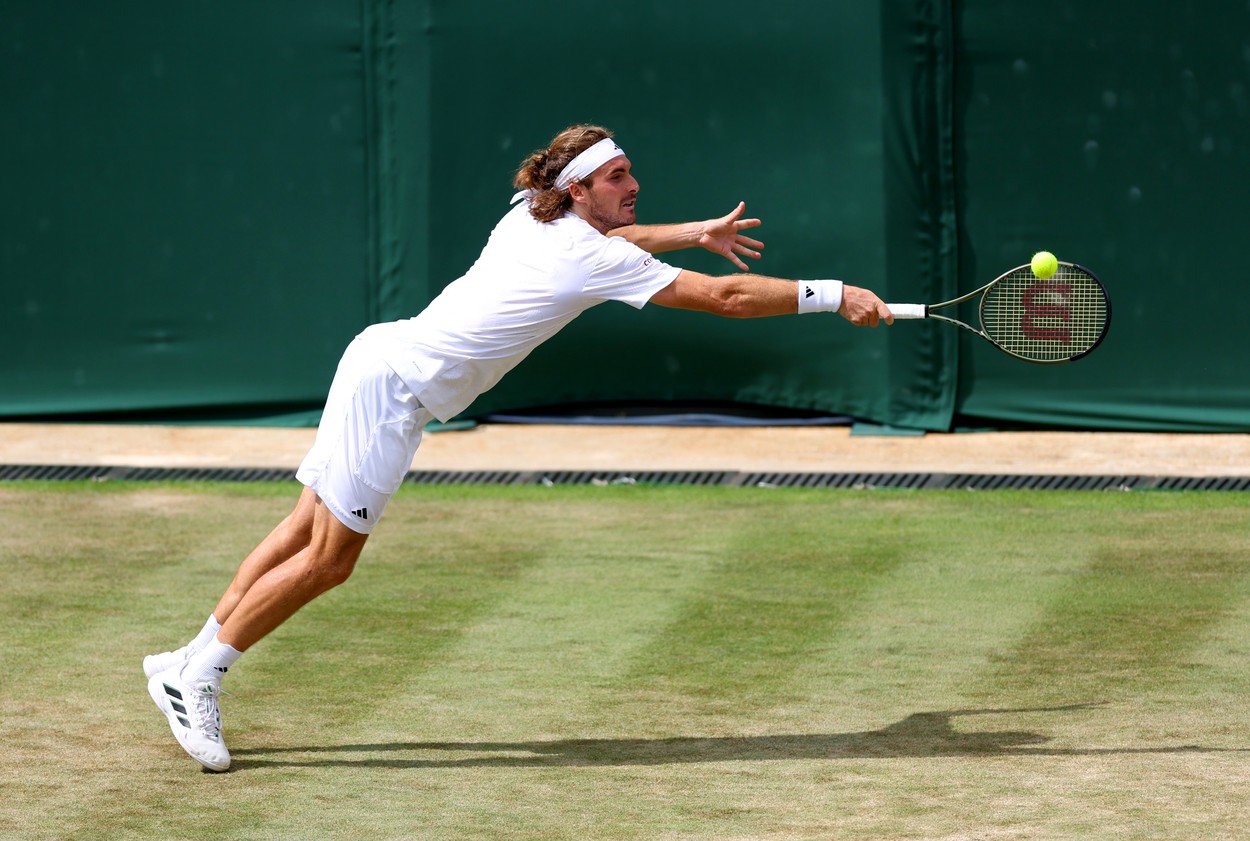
left=580, top=156, right=638, bottom=232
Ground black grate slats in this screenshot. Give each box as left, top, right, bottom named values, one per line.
left=1, top=464, right=1247, bottom=491
left=0, top=464, right=114, bottom=481
left=404, top=470, right=532, bottom=486
left=536, top=470, right=734, bottom=487
left=740, top=472, right=933, bottom=490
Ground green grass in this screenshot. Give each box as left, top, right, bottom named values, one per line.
left=2, top=482, right=1248, bottom=840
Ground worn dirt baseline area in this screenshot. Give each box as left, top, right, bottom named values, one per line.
left=0, top=424, right=1247, bottom=484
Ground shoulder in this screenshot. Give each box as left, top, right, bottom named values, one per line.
left=513, top=210, right=662, bottom=275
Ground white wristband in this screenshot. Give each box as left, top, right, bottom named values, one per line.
left=797, top=280, right=844, bottom=314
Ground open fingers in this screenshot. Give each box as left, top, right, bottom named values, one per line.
left=732, top=241, right=763, bottom=261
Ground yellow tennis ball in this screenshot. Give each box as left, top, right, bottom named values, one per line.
left=1031, top=251, right=1058, bottom=279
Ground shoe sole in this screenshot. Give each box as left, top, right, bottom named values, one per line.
left=147, top=672, right=231, bottom=772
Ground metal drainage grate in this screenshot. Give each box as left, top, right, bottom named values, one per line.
left=120, top=466, right=298, bottom=483
left=1152, top=475, right=1250, bottom=492
left=404, top=470, right=531, bottom=486
left=535, top=470, right=736, bottom=487
left=0, top=464, right=116, bottom=482
left=2, top=464, right=1248, bottom=491
left=0, top=464, right=296, bottom=483
left=942, top=473, right=1139, bottom=492
left=741, top=472, right=934, bottom=490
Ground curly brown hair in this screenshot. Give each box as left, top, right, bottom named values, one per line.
left=512, top=124, right=614, bottom=222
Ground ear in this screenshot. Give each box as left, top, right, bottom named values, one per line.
left=566, top=180, right=590, bottom=206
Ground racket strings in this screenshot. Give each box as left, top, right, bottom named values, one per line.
left=981, top=266, right=1109, bottom=362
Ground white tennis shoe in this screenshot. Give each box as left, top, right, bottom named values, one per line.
left=142, top=645, right=193, bottom=679
left=147, top=666, right=231, bottom=772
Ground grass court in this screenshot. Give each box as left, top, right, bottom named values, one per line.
left=3, top=480, right=1248, bottom=839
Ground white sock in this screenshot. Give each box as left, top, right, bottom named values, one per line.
left=182, top=634, right=243, bottom=685
left=186, top=615, right=222, bottom=655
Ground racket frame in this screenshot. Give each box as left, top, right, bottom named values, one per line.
left=892, top=262, right=1111, bottom=364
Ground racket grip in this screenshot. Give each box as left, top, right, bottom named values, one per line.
left=886, top=304, right=927, bottom=319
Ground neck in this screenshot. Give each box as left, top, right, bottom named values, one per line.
left=570, top=204, right=610, bottom=236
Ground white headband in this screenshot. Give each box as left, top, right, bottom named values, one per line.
left=555, top=137, right=625, bottom=189
left=510, top=137, right=625, bottom=204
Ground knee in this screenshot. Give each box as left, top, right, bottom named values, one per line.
left=302, top=495, right=368, bottom=593
left=300, top=552, right=358, bottom=594
left=279, top=517, right=314, bottom=553
left=303, top=531, right=367, bottom=593
left=320, top=555, right=358, bottom=589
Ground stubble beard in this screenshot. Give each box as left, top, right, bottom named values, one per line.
left=587, top=193, right=636, bottom=232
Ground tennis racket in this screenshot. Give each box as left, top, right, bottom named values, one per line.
left=886, top=262, right=1111, bottom=363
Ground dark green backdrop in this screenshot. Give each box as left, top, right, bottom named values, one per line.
left=4, top=1, right=1246, bottom=431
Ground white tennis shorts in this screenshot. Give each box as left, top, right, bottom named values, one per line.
left=296, top=337, right=433, bottom=534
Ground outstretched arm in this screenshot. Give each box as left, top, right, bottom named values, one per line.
left=608, top=202, right=765, bottom=271
left=649, top=270, right=894, bottom=327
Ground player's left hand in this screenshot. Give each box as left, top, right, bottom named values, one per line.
left=698, top=202, right=764, bottom=271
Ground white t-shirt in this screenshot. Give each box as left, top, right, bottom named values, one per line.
left=359, top=201, right=682, bottom=421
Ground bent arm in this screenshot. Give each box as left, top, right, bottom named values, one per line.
left=608, top=201, right=764, bottom=271
left=650, top=270, right=894, bottom=326
left=608, top=221, right=706, bottom=254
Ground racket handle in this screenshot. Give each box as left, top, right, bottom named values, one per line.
left=886, top=303, right=928, bottom=319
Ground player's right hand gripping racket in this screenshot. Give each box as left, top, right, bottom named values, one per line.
left=887, top=262, right=1111, bottom=363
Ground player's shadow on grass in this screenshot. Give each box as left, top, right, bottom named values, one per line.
left=230, top=703, right=1239, bottom=771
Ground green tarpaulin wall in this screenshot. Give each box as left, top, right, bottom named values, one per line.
left=4, top=2, right=1247, bottom=431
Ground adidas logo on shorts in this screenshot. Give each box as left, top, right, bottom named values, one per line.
left=351, top=507, right=369, bottom=520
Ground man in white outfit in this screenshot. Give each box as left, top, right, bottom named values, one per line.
left=145, top=124, right=894, bottom=771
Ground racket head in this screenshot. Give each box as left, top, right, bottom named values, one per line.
left=978, top=262, right=1111, bottom=363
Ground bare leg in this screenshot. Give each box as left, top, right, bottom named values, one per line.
left=210, top=486, right=319, bottom=624
left=142, top=486, right=328, bottom=679
left=216, top=492, right=369, bottom=652
left=148, top=490, right=367, bottom=772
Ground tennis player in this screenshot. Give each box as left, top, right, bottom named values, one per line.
left=144, top=124, right=894, bottom=771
